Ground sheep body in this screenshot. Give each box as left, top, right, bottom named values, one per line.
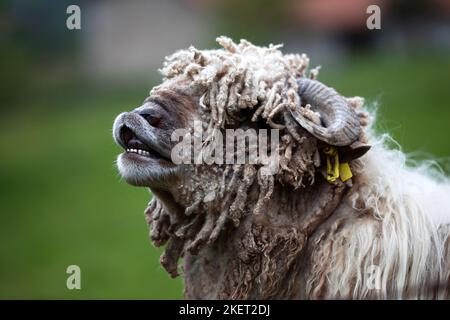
left=139, top=37, right=450, bottom=299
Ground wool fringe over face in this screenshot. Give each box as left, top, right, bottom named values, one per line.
left=145, top=37, right=450, bottom=299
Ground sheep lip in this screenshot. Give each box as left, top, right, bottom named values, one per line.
left=119, top=125, right=172, bottom=162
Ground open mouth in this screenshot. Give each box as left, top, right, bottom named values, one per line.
left=119, top=125, right=170, bottom=161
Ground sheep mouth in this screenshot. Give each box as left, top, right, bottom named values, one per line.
left=119, top=125, right=172, bottom=162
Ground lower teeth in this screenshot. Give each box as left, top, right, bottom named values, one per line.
left=126, top=149, right=150, bottom=156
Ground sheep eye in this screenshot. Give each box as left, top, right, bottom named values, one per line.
left=140, top=112, right=162, bottom=127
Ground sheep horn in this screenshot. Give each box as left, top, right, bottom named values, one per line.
left=289, top=78, right=361, bottom=146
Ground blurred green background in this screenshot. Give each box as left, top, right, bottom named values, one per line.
left=0, top=0, right=449, bottom=299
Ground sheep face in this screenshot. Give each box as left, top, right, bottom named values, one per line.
left=113, top=84, right=200, bottom=188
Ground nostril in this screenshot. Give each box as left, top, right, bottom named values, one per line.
left=139, top=112, right=162, bottom=127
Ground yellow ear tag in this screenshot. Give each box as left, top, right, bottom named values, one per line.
left=323, top=146, right=353, bottom=183
left=339, top=162, right=353, bottom=182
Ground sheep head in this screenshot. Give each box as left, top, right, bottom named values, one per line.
left=113, top=82, right=200, bottom=189
left=112, top=37, right=371, bottom=285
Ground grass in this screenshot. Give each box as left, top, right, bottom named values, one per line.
left=0, top=52, right=449, bottom=298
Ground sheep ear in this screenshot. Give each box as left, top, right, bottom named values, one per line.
left=339, top=141, right=371, bottom=162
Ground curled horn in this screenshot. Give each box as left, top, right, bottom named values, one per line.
left=289, top=78, right=361, bottom=146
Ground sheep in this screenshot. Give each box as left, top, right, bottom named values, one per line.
left=112, top=36, right=450, bottom=299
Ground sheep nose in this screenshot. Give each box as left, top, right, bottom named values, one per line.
left=138, top=110, right=162, bottom=128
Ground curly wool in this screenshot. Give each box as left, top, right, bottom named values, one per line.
left=155, top=36, right=310, bottom=130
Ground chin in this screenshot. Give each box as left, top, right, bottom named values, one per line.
left=117, top=152, right=179, bottom=187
